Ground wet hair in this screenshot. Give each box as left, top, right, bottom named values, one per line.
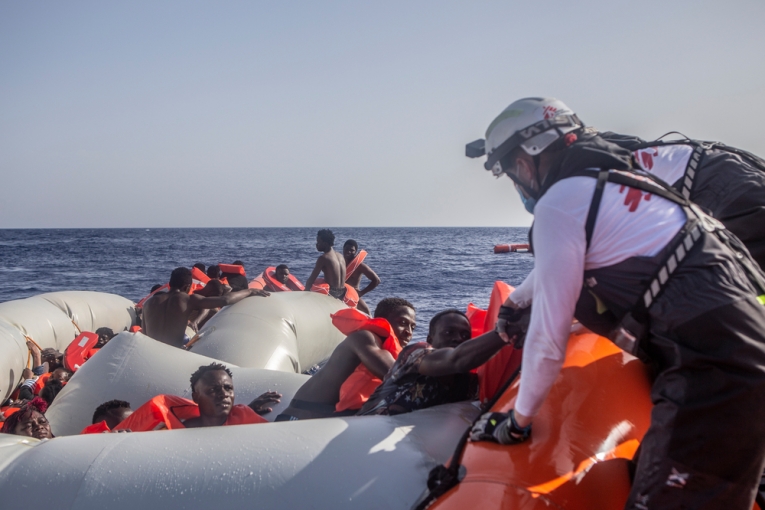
left=317, top=229, right=335, bottom=246
left=232, top=260, right=244, bottom=267
left=150, top=284, right=163, bottom=293
left=206, top=265, right=221, bottom=279
left=428, top=309, right=469, bottom=337
left=39, top=379, right=64, bottom=406
left=1, top=397, right=48, bottom=434
left=169, top=267, right=193, bottom=290
left=343, top=239, right=358, bottom=250
left=193, top=263, right=206, bottom=272
left=190, top=363, right=233, bottom=392
left=92, top=399, right=131, bottom=424
left=275, top=264, right=289, bottom=273
left=226, top=274, right=248, bottom=291
left=374, top=297, right=415, bottom=320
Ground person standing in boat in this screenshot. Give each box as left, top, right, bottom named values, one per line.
left=143, top=267, right=269, bottom=349
left=466, top=97, right=765, bottom=508
left=343, top=239, right=381, bottom=315
left=304, top=229, right=347, bottom=300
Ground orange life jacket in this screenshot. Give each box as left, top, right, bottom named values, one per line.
left=311, top=279, right=360, bottom=308
left=136, top=283, right=169, bottom=308
left=345, top=250, right=368, bottom=280
left=191, top=267, right=210, bottom=292
left=472, top=281, right=523, bottom=403
left=33, top=373, right=52, bottom=395
left=218, top=264, right=246, bottom=277
left=113, top=394, right=267, bottom=432
left=332, top=308, right=402, bottom=412
left=262, top=266, right=305, bottom=292
left=130, top=325, right=141, bottom=333
left=64, top=332, right=99, bottom=372
left=80, top=420, right=111, bottom=434
left=1, top=406, right=20, bottom=419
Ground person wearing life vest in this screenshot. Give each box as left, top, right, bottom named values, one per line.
left=143, top=267, right=269, bottom=349
left=1, top=397, right=54, bottom=439
left=305, top=229, right=348, bottom=301
left=359, top=310, right=510, bottom=416
left=114, top=363, right=281, bottom=431
left=343, top=239, right=381, bottom=315
left=465, top=97, right=765, bottom=508
left=594, top=131, right=765, bottom=270
left=275, top=297, right=417, bottom=421
left=81, top=399, right=134, bottom=434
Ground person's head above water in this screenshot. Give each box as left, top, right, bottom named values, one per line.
left=343, top=239, right=358, bottom=262
left=427, top=309, right=471, bottom=349
left=374, top=297, right=417, bottom=346
left=316, top=229, right=335, bottom=252
left=92, top=399, right=133, bottom=429
left=232, top=260, right=244, bottom=268
left=1, top=397, right=53, bottom=440
left=169, top=267, right=193, bottom=291
left=275, top=264, right=290, bottom=284
left=206, top=265, right=221, bottom=279
left=150, top=284, right=163, bottom=293
left=193, top=263, right=206, bottom=273
left=195, top=279, right=225, bottom=297
left=190, top=363, right=235, bottom=424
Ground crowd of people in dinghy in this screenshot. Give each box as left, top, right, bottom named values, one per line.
left=0, top=228, right=512, bottom=438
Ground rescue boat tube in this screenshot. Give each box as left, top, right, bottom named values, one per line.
left=493, top=243, right=530, bottom=253
left=426, top=332, right=654, bottom=510
left=191, top=292, right=346, bottom=373
left=46, top=332, right=309, bottom=436
left=0, top=402, right=478, bottom=510
left=0, top=292, right=136, bottom=401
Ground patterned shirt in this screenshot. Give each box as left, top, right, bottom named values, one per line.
left=358, top=342, right=478, bottom=416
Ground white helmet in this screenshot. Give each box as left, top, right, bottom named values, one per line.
left=466, top=97, right=583, bottom=176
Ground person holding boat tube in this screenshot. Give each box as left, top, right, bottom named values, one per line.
left=466, top=97, right=765, bottom=508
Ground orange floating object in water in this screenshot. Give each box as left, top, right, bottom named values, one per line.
left=494, top=244, right=530, bottom=253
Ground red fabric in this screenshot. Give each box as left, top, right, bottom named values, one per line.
left=114, top=395, right=266, bottom=432
left=1, top=406, right=20, bottom=418
left=191, top=267, right=211, bottom=285
left=81, top=420, right=111, bottom=434
left=465, top=303, right=488, bottom=339
left=85, top=348, right=100, bottom=360
left=474, top=281, right=524, bottom=403
left=130, top=325, right=141, bottom=333
left=331, top=309, right=402, bottom=412
left=64, top=332, right=99, bottom=372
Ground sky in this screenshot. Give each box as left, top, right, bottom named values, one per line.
left=1, top=0, right=764, bottom=228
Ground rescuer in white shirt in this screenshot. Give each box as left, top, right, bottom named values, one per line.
left=466, top=97, right=765, bottom=509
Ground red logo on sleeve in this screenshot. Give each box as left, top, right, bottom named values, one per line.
left=619, top=185, right=651, bottom=212
left=635, top=148, right=659, bottom=171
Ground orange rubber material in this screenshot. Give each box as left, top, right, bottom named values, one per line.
left=428, top=332, right=654, bottom=510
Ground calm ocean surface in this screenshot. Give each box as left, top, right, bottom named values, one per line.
left=0, top=228, right=533, bottom=342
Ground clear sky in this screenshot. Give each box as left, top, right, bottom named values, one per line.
left=2, top=1, right=763, bottom=228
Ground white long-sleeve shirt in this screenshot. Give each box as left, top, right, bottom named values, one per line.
left=513, top=173, right=685, bottom=418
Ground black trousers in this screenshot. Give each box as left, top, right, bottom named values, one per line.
left=627, top=297, right=765, bottom=509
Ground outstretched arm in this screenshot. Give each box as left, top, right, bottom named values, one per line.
left=348, top=330, right=396, bottom=378
left=417, top=331, right=507, bottom=378
left=356, top=263, right=381, bottom=298
left=303, top=258, right=324, bottom=291
left=189, top=288, right=268, bottom=311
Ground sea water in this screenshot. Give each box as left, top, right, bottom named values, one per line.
left=0, top=227, right=533, bottom=342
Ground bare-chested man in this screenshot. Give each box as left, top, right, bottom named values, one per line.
left=275, top=297, right=416, bottom=421
left=343, top=239, right=381, bottom=315
left=304, top=229, right=347, bottom=300
left=143, top=267, right=269, bottom=348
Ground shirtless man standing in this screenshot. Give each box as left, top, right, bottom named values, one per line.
left=275, top=297, right=416, bottom=420
left=343, top=239, right=381, bottom=315
left=304, top=229, right=347, bottom=300
left=143, top=267, right=269, bottom=348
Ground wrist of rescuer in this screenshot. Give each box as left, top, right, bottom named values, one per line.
left=495, top=305, right=532, bottom=348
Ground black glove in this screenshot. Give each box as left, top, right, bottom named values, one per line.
left=469, top=410, right=532, bottom=445
left=495, top=305, right=531, bottom=348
